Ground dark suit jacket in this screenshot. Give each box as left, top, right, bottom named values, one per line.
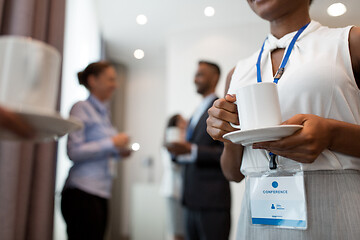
left=175, top=97, right=231, bottom=210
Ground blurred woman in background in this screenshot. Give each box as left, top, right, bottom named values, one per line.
left=61, top=61, right=131, bottom=240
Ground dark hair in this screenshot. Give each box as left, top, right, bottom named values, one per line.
left=167, top=114, right=181, bottom=127
left=77, top=61, right=112, bottom=89
left=199, top=60, right=221, bottom=76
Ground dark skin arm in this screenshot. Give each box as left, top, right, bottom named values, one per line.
left=166, top=135, right=224, bottom=167
left=253, top=26, right=360, bottom=163
left=119, top=148, right=132, bottom=158
left=0, top=106, right=34, bottom=138
left=350, top=27, right=360, bottom=84
left=207, top=67, right=244, bottom=182
left=165, top=141, right=192, bottom=156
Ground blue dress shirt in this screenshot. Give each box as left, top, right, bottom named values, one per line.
left=64, top=95, right=120, bottom=199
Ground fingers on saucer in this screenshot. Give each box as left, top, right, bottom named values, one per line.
left=281, top=114, right=307, bottom=125
left=253, top=132, right=303, bottom=151
left=1, top=110, right=35, bottom=138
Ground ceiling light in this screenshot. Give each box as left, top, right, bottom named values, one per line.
left=131, top=143, right=140, bottom=152
left=204, top=6, right=215, bottom=17
left=134, top=49, right=145, bottom=59
left=327, top=3, right=347, bottom=17
left=136, top=14, right=147, bottom=25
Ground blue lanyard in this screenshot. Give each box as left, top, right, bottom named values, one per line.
left=255, top=23, right=310, bottom=169
left=256, top=22, right=310, bottom=84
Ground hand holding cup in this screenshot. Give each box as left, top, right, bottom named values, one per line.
left=112, top=133, right=130, bottom=150
left=206, top=94, right=239, bottom=142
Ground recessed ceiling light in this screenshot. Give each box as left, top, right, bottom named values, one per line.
left=136, top=14, right=147, bottom=25
left=204, top=6, right=215, bottom=17
left=327, top=3, right=347, bottom=17
left=134, top=49, right=145, bottom=59
left=131, top=143, right=140, bottom=152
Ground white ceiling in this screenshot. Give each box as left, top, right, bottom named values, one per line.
left=95, top=0, right=360, bottom=67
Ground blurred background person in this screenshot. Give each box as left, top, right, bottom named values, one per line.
left=61, top=61, right=131, bottom=240
left=161, top=114, right=187, bottom=240
left=166, top=61, right=231, bottom=240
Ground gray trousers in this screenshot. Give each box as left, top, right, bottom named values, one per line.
left=185, top=208, right=230, bottom=240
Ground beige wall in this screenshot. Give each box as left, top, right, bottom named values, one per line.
left=109, top=61, right=167, bottom=238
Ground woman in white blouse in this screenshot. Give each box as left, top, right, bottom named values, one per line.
left=207, top=0, right=360, bottom=239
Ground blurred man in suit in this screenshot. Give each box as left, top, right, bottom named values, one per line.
left=166, top=61, right=231, bottom=240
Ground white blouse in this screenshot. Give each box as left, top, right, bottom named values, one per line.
left=228, top=21, right=360, bottom=172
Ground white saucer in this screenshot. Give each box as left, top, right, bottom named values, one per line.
left=0, top=110, right=83, bottom=142
left=223, top=125, right=303, bottom=146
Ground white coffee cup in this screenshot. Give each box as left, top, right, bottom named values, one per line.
left=231, top=82, right=282, bottom=130
left=0, top=36, right=61, bottom=114
left=165, top=127, right=184, bottom=143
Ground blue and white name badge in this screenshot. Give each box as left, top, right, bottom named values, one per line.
left=249, top=173, right=307, bottom=229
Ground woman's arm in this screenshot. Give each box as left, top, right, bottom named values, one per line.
left=67, top=102, right=126, bottom=162
left=349, top=26, right=360, bottom=84
left=253, top=114, right=360, bottom=163
left=206, top=67, right=244, bottom=182
left=67, top=128, right=119, bottom=161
